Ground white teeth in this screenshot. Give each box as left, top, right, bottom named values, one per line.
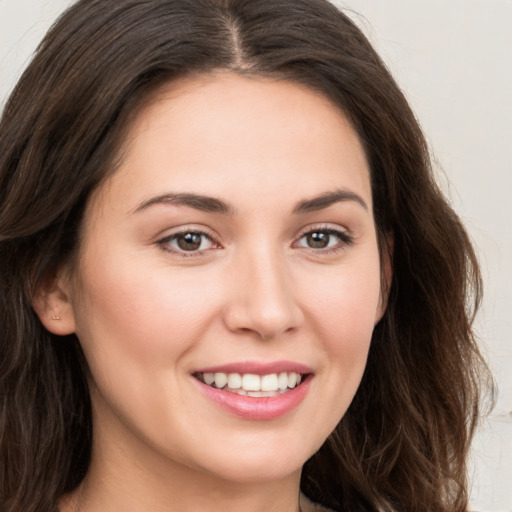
left=214, top=372, right=227, bottom=389
left=227, top=373, right=242, bottom=389
left=203, top=373, right=215, bottom=385
left=261, top=373, right=278, bottom=392
left=247, top=391, right=267, bottom=397
left=242, top=374, right=261, bottom=391
left=278, top=372, right=289, bottom=390
left=201, top=371, right=304, bottom=392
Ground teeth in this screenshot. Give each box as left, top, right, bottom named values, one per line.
left=200, top=371, right=304, bottom=392
left=242, top=374, right=260, bottom=391
left=227, top=373, right=242, bottom=389
left=278, top=372, right=289, bottom=390
left=214, top=372, right=227, bottom=389
left=261, top=373, right=278, bottom=392
left=204, top=373, right=215, bottom=385
left=288, top=372, right=298, bottom=388
left=246, top=391, right=268, bottom=397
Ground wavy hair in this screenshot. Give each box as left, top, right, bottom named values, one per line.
left=0, top=1, right=491, bottom=510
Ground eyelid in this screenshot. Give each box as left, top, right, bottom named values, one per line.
left=154, top=223, right=353, bottom=257
left=156, top=226, right=222, bottom=257
left=293, top=224, right=354, bottom=251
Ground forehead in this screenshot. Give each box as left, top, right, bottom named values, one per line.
left=96, top=72, right=372, bottom=215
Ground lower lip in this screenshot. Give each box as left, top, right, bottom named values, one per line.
left=195, top=378, right=311, bottom=421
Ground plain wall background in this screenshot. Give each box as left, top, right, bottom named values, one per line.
left=1, top=1, right=511, bottom=510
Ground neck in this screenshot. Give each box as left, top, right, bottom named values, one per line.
left=60, top=425, right=303, bottom=512
left=61, top=470, right=302, bottom=512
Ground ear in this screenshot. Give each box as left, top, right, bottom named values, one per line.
left=375, top=233, right=394, bottom=324
left=32, top=267, right=76, bottom=336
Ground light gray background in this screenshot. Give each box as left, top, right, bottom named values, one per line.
left=1, top=1, right=511, bottom=510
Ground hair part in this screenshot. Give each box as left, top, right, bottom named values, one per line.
left=0, top=1, right=493, bottom=511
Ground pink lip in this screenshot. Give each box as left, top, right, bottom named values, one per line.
left=194, top=360, right=313, bottom=375
left=194, top=376, right=312, bottom=421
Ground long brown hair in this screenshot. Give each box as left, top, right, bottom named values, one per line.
left=0, top=1, right=492, bottom=510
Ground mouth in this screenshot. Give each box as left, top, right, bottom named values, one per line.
left=194, top=371, right=307, bottom=397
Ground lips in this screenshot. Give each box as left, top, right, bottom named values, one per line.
left=192, top=361, right=312, bottom=420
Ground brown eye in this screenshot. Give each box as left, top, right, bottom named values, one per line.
left=177, top=232, right=204, bottom=251
left=305, top=231, right=330, bottom=249
left=296, top=228, right=353, bottom=251
left=160, top=230, right=215, bottom=254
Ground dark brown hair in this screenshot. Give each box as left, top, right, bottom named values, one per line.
left=0, top=1, right=492, bottom=511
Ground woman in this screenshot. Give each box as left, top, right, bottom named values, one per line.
left=0, top=1, right=491, bottom=511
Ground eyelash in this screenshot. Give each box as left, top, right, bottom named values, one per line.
left=157, top=225, right=353, bottom=257
left=157, top=229, right=218, bottom=258
left=293, top=226, right=354, bottom=254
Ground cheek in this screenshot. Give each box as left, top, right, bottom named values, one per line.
left=308, top=256, right=382, bottom=343
left=303, top=252, right=381, bottom=385
left=70, top=256, right=225, bottom=446
left=71, top=252, right=223, bottom=376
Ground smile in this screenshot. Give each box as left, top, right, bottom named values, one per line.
left=192, top=363, right=313, bottom=420
left=195, top=371, right=304, bottom=397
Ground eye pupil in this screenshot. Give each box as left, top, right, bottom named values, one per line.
left=177, top=232, right=202, bottom=251
left=307, top=232, right=329, bottom=249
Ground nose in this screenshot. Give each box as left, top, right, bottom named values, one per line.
left=223, top=247, right=304, bottom=340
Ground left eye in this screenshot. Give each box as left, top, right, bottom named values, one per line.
left=162, top=231, right=215, bottom=253
left=296, top=229, right=350, bottom=250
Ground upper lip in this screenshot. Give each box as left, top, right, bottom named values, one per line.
left=193, top=360, right=313, bottom=375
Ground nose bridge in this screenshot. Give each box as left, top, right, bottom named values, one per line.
left=224, top=241, right=303, bottom=339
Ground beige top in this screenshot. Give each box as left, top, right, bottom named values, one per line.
left=300, top=493, right=336, bottom=512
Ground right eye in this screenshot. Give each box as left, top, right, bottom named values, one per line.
left=158, top=230, right=218, bottom=256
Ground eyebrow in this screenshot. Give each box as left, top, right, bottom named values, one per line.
left=292, top=189, right=368, bottom=214
left=132, top=188, right=368, bottom=215
left=133, top=193, right=234, bottom=214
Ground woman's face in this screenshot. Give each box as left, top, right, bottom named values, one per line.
left=60, top=73, right=386, bottom=485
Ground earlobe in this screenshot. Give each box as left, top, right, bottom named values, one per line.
left=32, top=268, right=76, bottom=336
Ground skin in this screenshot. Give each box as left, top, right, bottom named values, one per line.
left=38, top=73, right=389, bottom=512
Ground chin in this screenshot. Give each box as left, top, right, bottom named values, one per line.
left=186, top=441, right=310, bottom=484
